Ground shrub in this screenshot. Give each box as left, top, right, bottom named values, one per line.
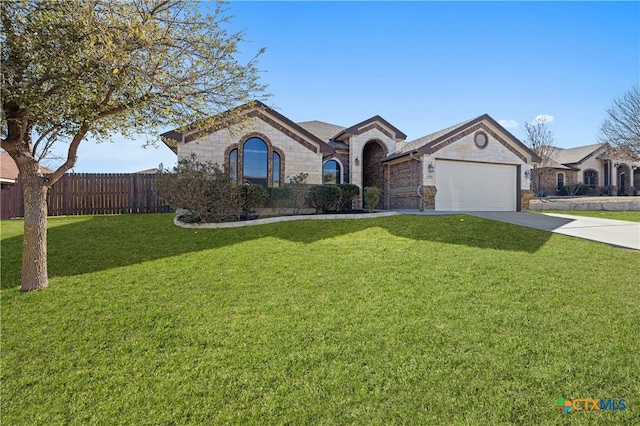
left=558, top=184, right=589, bottom=196
left=157, top=154, right=242, bottom=223
left=241, top=183, right=269, bottom=217
left=364, top=186, right=380, bottom=212
left=268, top=186, right=292, bottom=215
left=336, top=183, right=359, bottom=211
left=288, top=173, right=309, bottom=215
left=309, top=185, right=342, bottom=214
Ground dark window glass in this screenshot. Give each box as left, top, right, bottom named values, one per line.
left=229, top=149, right=238, bottom=181
left=273, top=152, right=281, bottom=187
left=557, top=173, right=565, bottom=190
left=323, top=160, right=341, bottom=184
left=584, top=170, right=597, bottom=188
left=243, top=138, right=268, bottom=186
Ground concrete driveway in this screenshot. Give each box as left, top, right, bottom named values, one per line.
left=467, top=211, right=640, bottom=251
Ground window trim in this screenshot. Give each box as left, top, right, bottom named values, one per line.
left=272, top=151, right=281, bottom=187
left=557, top=172, right=565, bottom=190
left=225, top=133, right=284, bottom=187
left=322, top=158, right=344, bottom=184
left=583, top=169, right=598, bottom=188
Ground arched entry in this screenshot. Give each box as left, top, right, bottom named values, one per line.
left=362, top=140, right=386, bottom=209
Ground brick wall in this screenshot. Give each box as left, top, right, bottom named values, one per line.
left=387, top=159, right=421, bottom=209
left=363, top=142, right=386, bottom=209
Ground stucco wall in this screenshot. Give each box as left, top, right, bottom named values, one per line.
left=579, top=155, right=604, bottom=186
left=178, top=117, right=324, bottom=184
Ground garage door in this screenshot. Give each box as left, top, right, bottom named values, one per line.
left=435, top=160, right=517, bottom=211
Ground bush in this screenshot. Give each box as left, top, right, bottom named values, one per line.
left=288, top=173, right=309, bottom=215
left=558, top=184, right=589, bottom=196
left=336, top=183, right=359, bottom=211
left=309, top=185, right=342, bottom=214
left=242, top=183, right=269, bottom=217
left=268, top=186, right=292, bottom=215
left=157, top=154, right=242, bottom=223
left=364, top=186, right=380, bottom=212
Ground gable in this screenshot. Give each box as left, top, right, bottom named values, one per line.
left=333, top=116, right=407, bottom=142
left=161, top=101, right=334, bottom=155
left=417, top=115, right=537, bottom=163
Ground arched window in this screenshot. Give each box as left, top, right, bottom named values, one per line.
left=243, top=137, right=268, bottom=186
left=229, top=148, right=238, bottom=181
left=584, top=170, right=597, bottom=188
left=557, top=172, right=565, bottom=190
left=323, top=159, right=342, bottom=184
left=273, top=152, right=281, bottom=187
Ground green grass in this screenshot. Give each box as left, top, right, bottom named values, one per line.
left=534, top=210, right=640, bottom=222
left=2, top=214, right=639, bottom=425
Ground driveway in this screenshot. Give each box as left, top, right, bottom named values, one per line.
left=467, top=211, right=640, bottom=251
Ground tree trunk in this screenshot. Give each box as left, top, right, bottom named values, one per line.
left=20, top=172, right=49, bottom=292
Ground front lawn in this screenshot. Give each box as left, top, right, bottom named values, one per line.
left=2, top=214, right=638, bottom=425
left=535, top=210, right=640, bottom=222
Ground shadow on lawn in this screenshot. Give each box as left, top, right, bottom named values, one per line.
left=1, top=213, right=552, bottom=288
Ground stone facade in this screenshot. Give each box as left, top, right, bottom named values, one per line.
left=520, top=190, right=535, bottom=210
left=180, top=116, right=325, bottom=185
left=535, top=169, right=577, bottom=195
left=162, top=103, right=540, bottom=212
left=421, top=186, right=437, bottom=210
left=421, top=127, right=532, bottom=195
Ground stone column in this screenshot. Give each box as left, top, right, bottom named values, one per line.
left=520, top=190, right=536, bottom=210
left=421, top=186, right=437, bottom=210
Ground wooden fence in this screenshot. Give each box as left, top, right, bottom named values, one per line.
left=0, top=173, right=172, bottom=219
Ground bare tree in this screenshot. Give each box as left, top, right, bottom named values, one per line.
left=522, top=117, right=556, bottom=193
left=1, top=0, right=268, bottom=291
left=598, top=85, right=640, bottom=159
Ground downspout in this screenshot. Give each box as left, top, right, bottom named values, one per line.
left=409, top=152, right=424, bottom=211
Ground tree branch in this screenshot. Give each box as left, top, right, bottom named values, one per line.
left=44, top=122, right=91, bottom=187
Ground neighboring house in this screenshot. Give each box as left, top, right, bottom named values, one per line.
left=161, top=101, right=539, bottom=212
left=0, top=151, right=54, bottom=188
left=532, top=143, right=640, bottom=196
left=0, top=151, right=20, bottom=188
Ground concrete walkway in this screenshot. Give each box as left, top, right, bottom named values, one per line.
left=395, top=210, right=640, bottom=251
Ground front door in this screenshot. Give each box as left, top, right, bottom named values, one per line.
left=619, top=172, right=626, bottom=195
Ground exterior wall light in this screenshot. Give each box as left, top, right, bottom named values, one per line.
left=614, top=161, right=620, bottom=167
left=427, top=163, right=435, bottom=173
left=524, top=169, right=531, bottom=178
left=355, top=157, right=360, bottom=166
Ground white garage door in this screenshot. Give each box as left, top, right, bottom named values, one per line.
left=435, top=160, right=517, bottom=211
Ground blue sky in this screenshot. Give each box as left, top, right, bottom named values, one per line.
left=59, top=1, right=639, bottom=173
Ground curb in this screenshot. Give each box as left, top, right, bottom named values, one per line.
left=174, top=211, right=401, bottom=229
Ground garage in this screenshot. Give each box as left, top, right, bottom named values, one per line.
left=435, top=159, right=518, bottom=211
